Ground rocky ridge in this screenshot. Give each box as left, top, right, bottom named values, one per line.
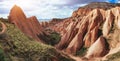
left=8, top=2, right=120, bottom=61
left=50, top=2, right=120, bottom=60
left=8, top=5, right=44, bottom=42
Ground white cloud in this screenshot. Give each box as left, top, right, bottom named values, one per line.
left=0, top=0, right=75, bottom=19
left=1, top=0, right=104, bottom=19
left=118, top=1, right=120, bottom=3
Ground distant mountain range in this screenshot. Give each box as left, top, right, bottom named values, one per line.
left=39, top=19, right=51, bottom=21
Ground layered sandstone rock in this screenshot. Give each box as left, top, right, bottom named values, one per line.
left=49, top=4, right=120, bottom=56
left=55, top=21, right=78, bottom=50
left=65, top=20, right=88, bottom=54
left=85, top=36, right=109, bottom=58
left=83, top=9, right=103, bottom=47
left=8, top=5, right=43, bottom=42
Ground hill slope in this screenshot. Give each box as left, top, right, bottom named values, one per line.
left=1, top=2, right=120, bottom=61
left=0, top=19, right=74, bottom=61
left=49, top=2, right=120, bottom=61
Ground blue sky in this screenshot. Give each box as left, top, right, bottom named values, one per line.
left=0, top=0, right=119, bottom=19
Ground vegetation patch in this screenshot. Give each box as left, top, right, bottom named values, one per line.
left=0, top=19, right=74, bottom=61
left=42, top=29, right=61, bottom=46
left=76, top=47, right=87, bottom=56
left=0, top=46, right=7, bottom=61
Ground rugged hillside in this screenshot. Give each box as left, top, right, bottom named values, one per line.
left=0, top=18, right=74, bottom=61
left=3, top=2, right=120, bottom=61
left=8, top=5, right=44, bottom=42
left=40, top=18, right=64, bottom=28
left=48, top=2, right=120, bottom=61
left=72, top=2, right=120, bottom=17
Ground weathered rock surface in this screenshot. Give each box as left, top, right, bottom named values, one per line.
left=111, top=7, right=120, bottom=29
left=8, top=2, right=120, bottom=60
left=102, top=10, right=114, bottom=37
left=85, top=36, right=109, bottom=58
left=65, top=20, right=88, bottom=54
left=52, top=6, right=120, bottom=55
left=55, top=21, right=78, bottom=50
left=8, top=5, right=44, bottom=42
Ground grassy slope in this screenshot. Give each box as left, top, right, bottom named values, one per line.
left=0, top=19, right=74, bottom=61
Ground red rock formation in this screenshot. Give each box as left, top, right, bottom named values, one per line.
left=8, top=5, right=44, bottom=42
left=84, top=32, right=91, bottom=47
left=27, top=16, right=43, bottom=41
left=84, top=26, right=99, bottom=47
left=85, top=36, right=109, bottom=58
left=65, top=18, right=88, bottom=54
left=8, top=3, right=120, bottom=59
left=83, top=9, right=103, bottom=47
left=53, top=5, right=120, bottom=52
left=72, top=8, right=92, bottom=17
left=49, top=4, right=120, bottom=55
left=55, top=21, right=78, bottom=50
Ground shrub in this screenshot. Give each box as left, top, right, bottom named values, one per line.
left=0, top=47, right=6, bottom=61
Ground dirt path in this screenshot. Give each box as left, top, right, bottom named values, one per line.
left=69, top=55, right=83, bottom=61
left=61, top=51, right=84, bottom=61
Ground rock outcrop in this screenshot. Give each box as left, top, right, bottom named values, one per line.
left=102, top=10, right=114, bottom=37
left=65, top=20, right=88, bottom=54
left=112, top=7, right=120, bottom=29
left=8, top=2, right=120, bottom=61
left=40, top=18, right=64, bottom=29
left=55, top=21, right=78, bottom=50
left=8, top=5, right=44, bottom=42
left=85, top=36, right=109, bottom=58
left=49, top=3, right=120, bottom=56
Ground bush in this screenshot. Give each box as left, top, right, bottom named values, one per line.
left=41, top=31, right=61, bottom=46
left=49, top=32, right=61, bottom=45
left=0, top=47, right=6, bottom=61
left=76, top=47, right=87, bottom=56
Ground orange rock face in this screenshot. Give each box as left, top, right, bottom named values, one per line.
left=65, top=20, right=88, bottom=54
left=8, top=5, right=43, bottom=42
left=52, top=5, right=120, bottom=55
left=55, top=21, right=78, bottom=50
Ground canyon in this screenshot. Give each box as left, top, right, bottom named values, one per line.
left=8, top=2, right=120, bottom=61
